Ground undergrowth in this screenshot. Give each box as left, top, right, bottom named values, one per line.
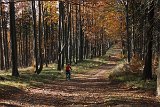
left=0, top=64, right=63, bottom=89
left=109, top=68, right=157, bottom=91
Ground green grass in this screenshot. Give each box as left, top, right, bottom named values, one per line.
left=0, top=64, right=63, bottom=89
left=109, top=71, right=157, bottom=91
left=0, top=45, right=121, bottom=90
left=72, top=59, right=106, bottom=74
left=0, top=57, right=106, bottom=89
left=0, top=45, right=123, bottom=90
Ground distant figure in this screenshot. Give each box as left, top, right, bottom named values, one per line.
left=66, top=63, right=72, bottom=80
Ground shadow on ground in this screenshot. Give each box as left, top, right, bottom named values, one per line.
left=1, top=78, right=159, bottom=107
left=0, top=45, right=160, bottom=107
left=0, top=103, right=22, bottom=107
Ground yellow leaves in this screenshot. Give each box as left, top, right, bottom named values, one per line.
left=103, top=11, right=124, bottom=39
left=82, top=0, right=125, bottom=40
left=43, top=1, right=58, bottom=23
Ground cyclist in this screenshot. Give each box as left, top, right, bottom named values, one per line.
left=66, top=63, right=72, bottom=80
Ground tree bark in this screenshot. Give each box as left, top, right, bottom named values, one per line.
left=143, top=1, right=154, bottom=80
left=36, top=1, right=43, bottom=74
left=57, top=1, right=63, bottom=70
left=125, top=0, right=131, bottom=63
left=0, top=3, right=4, bottom=70
left=10, top=1, right=19, bottom=77
left=32, top=1, right=38, bottom=72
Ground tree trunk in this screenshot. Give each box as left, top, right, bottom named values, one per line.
left=79, top=1, right=84, bottom=62
left=57, top=1, right=63, bottom=71
left=36, top=1, right=43, bottom=74
left=157, top=55, right=160, bottom=96
left=143, top=1, right=154, bottom=80
left=75, top=5, right=78, bottom=64
left=32, top=1, right=38, bottom=72
left=10, top=1, right=19, bottom=77
left=125, top=1, right=131, bottom=63
left=69, top=2, right=72, bottom=64
left=4, top=15, right=9, bottom=69
left=0, top=3, right=4, bottom=70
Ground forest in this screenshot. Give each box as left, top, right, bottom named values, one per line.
left=0, top=0, right=160, bottom=106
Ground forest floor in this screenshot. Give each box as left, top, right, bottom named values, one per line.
left=0, top=44, right=160, bottom=107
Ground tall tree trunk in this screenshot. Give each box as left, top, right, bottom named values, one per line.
left=10, top=1, right=19, bottom=77
left=79, top=1, right=84, bottom=62
left=65, top=1, right=69, bottom=64
left=143, top=1, right=154, bottom=80
left=32, top=1, right=38, bottom=72
left=0, top=2, right=4, bottom=70
left=57, top=1, right=63, bottom=70
left=125, top=0, right=131, bottom=63
left=61, top=1, right=65, bottom=69
left=45, top=22, right=49, bottom=67
left=75, top=5, right=78, bottom=64
left=131, top=0, right=135, bottom=54
left=36, top=1, right=43, bottom=74
left=72, top=5, right=75, bottom=63
left=19, top=19, right=22, bottom=67
left=25, top=28, right=28, bottom=67
left=69, top=2, right=72, bottom=64
left=4, top=15, right=9, bottom=69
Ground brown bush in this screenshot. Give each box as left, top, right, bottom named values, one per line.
left=129, top=53, right=144, bottom=72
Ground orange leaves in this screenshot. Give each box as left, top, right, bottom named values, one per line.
left=82, top=0, right=125, bottom=41
left=43, top=1, right=58, bottom=23
left=130, top=53, right=144, bottom=72
left=104, top=11, right=122, bottom=38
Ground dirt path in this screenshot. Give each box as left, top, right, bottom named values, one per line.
left=1, top=45, right=160, bottom=107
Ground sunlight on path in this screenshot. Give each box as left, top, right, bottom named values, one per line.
left=1, top=44, right=159, bottom=107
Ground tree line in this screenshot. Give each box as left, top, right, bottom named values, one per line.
left=0, top=0, right=114, bottom=77
left=118, top=0, right=160, bottom=80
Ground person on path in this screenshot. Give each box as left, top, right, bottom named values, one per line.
left=66, top=63, right=72, bottom=80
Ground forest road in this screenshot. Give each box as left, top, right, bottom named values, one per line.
left=1, top=44, right=159, bottom=107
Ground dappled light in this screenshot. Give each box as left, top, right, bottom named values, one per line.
left=1, top=0, right=160, bottom=106
left=1, top=44, right=160, bottom=106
